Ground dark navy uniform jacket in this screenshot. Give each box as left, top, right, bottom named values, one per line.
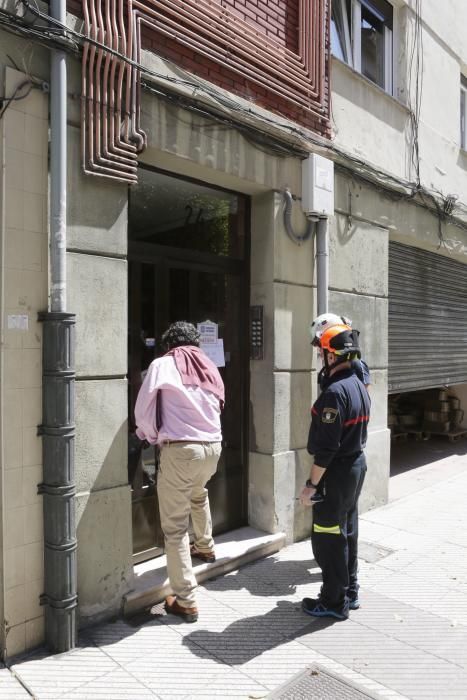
left=354, top=359, right=371, bottom=385
left=308, top=366, right=371, bottom=470
left=318, top=359, right=371, bottom=390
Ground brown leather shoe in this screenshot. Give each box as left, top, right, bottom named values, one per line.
left=190, top=544, right=216, bottom=563
left=165, top=595, right=198, bottom=623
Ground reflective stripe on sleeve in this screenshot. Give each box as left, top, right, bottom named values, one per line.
left=313, top=523, right=341, bottom=535
left=343, top=415, right=369, bottom=426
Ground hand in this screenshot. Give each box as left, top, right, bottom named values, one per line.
left=299, top=486, right=317, bottom=507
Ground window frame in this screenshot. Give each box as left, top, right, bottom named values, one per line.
left=461, top=76, right=467, bottom=151
left=331, top=0, right=393, bottom=95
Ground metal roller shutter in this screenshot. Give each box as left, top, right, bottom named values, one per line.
left=389, top=241, right=467, bottom=393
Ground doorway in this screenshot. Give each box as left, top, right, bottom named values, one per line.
left=128, top=167, right=249, bottom=561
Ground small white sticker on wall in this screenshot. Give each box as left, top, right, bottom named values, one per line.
left=7, top=314, right=29, bottom=330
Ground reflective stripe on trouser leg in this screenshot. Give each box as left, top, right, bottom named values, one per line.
left=313, top=523, right=341, bottom=535
left=311, top=519, right=348, bottom=609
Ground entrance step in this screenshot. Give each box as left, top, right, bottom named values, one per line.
left=123, top=527, right=286, bottom=617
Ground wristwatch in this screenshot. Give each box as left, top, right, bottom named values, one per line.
left=305, top=479, right=320, bottom=489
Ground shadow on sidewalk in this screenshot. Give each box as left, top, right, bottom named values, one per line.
left=8, top=557, right=334, bottom=674
left=204, top=557, right=322, bottom=597
left=390, top=436, right=467, bottom=476
left=123, top=555, right=331, bottom=664
left=181, top=600, right=340, bottom=665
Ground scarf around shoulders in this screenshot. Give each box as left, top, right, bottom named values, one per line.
left=166, top=345, right=225, bottom=407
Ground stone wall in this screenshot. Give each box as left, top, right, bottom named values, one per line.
left=0, top=66, right=49, bottom=657
left=66, top=114, right=133, bottom=626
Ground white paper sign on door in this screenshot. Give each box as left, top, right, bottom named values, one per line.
left=200, top=338, right=225, bottom=367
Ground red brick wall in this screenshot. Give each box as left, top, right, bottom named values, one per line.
left=68, top=1, right=299, bottom=52
left=217, top=0, right=299, bottom=53
left=69, top=1, right=330, bottom=136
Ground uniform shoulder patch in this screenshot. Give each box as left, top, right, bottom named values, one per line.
left=322, top=407, right=339, bottom=423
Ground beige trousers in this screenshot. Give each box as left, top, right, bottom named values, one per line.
left=157, top=441, right=221, bottom=608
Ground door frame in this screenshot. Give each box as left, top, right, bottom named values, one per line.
left=127, top=167, right=251, bottom=559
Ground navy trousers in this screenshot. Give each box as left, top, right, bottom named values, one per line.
left=311, top=453, right=367, bottom=610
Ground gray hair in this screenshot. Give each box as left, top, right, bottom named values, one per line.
left=162, top=321, right=200, bottom=350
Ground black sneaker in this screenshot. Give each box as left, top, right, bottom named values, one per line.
left=302, top=597, right=349, bottom=620
left=349, top=597, right=360, bottom=610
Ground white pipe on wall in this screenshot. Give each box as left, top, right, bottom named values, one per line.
left=50, top=0, right=67, bottom=312
left=316, top=216, right=329, bottom=315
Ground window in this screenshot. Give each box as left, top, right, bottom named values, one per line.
left=461, top=76, right=467, bottom=150
left=331, top=0, right=393, bottom=93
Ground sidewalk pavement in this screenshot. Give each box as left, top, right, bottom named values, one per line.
left=3, top=443, right=467, bottom=700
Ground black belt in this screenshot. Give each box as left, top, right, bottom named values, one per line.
left=161, top=440, right=218, bottom=445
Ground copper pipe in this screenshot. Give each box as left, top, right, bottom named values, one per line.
left=81, top=0, right=328, bottom=183
left=94, top=0, right=137, bottom=172
left=92, top=0, right=137, bottom=181
left=135, top=1, right=312, bottom=94
left=101, top=0, right=112, bottom=159
left=86, top=0, right=97, bottom=172
left=115, top=0, right=135, bottom=155
left=108, top=0, right=137, bottom=158
left=138, top=15, right=321, bottom=114
left=83, top=0, right=138, bottom=181
left=93, top=0, right=104, bottom=165
left=130, top=13, right=146, bottom=150
left=156, top=0, right=306, bottom=67
left=124, top=0, right=133, bottom=145
left=320, top=0, right=327, bottom=108
left=301, top=0, right=306, bottom=64
left=81, top=0, right=90, bottom=174
left=133, top=3, right=321, bottom=106
left=314, top=2, right=321, bottom=93
left=138, top=0, right=327, bottom=116
left=102, top=0, right=136, bottom=164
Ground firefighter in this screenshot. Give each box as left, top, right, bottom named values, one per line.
left=300, top=321, right=370, bottom=620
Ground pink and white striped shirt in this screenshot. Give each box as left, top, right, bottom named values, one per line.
left=134, top=355, right=222, bottom=445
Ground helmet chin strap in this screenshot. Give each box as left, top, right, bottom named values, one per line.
left=318, top=353, right=351, bottom=391
left=324, top=350, right=351, bottom=373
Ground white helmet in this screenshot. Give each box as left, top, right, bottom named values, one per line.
left=309, top=312, right=352, bottom=346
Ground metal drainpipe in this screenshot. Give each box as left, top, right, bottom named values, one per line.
left=316, top=216, right=329, bottom=316
left=38, top=0, right=77, bottom=652
left=314, top=216, right=329, bottom=394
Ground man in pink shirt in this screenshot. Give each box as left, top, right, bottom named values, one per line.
left=135, top=321, right=224, bottom=623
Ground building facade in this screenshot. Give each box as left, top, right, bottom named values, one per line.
left=0, top=0, right=466, bottom=658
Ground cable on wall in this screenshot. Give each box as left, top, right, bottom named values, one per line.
left=283, top=189, right=314, bottom=244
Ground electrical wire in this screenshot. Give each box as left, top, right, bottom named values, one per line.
left=140, top=80, right=304, bottom=158
left=407, top=0, right=424, bottom=188
left=0, top=79, right=34, bottom=119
